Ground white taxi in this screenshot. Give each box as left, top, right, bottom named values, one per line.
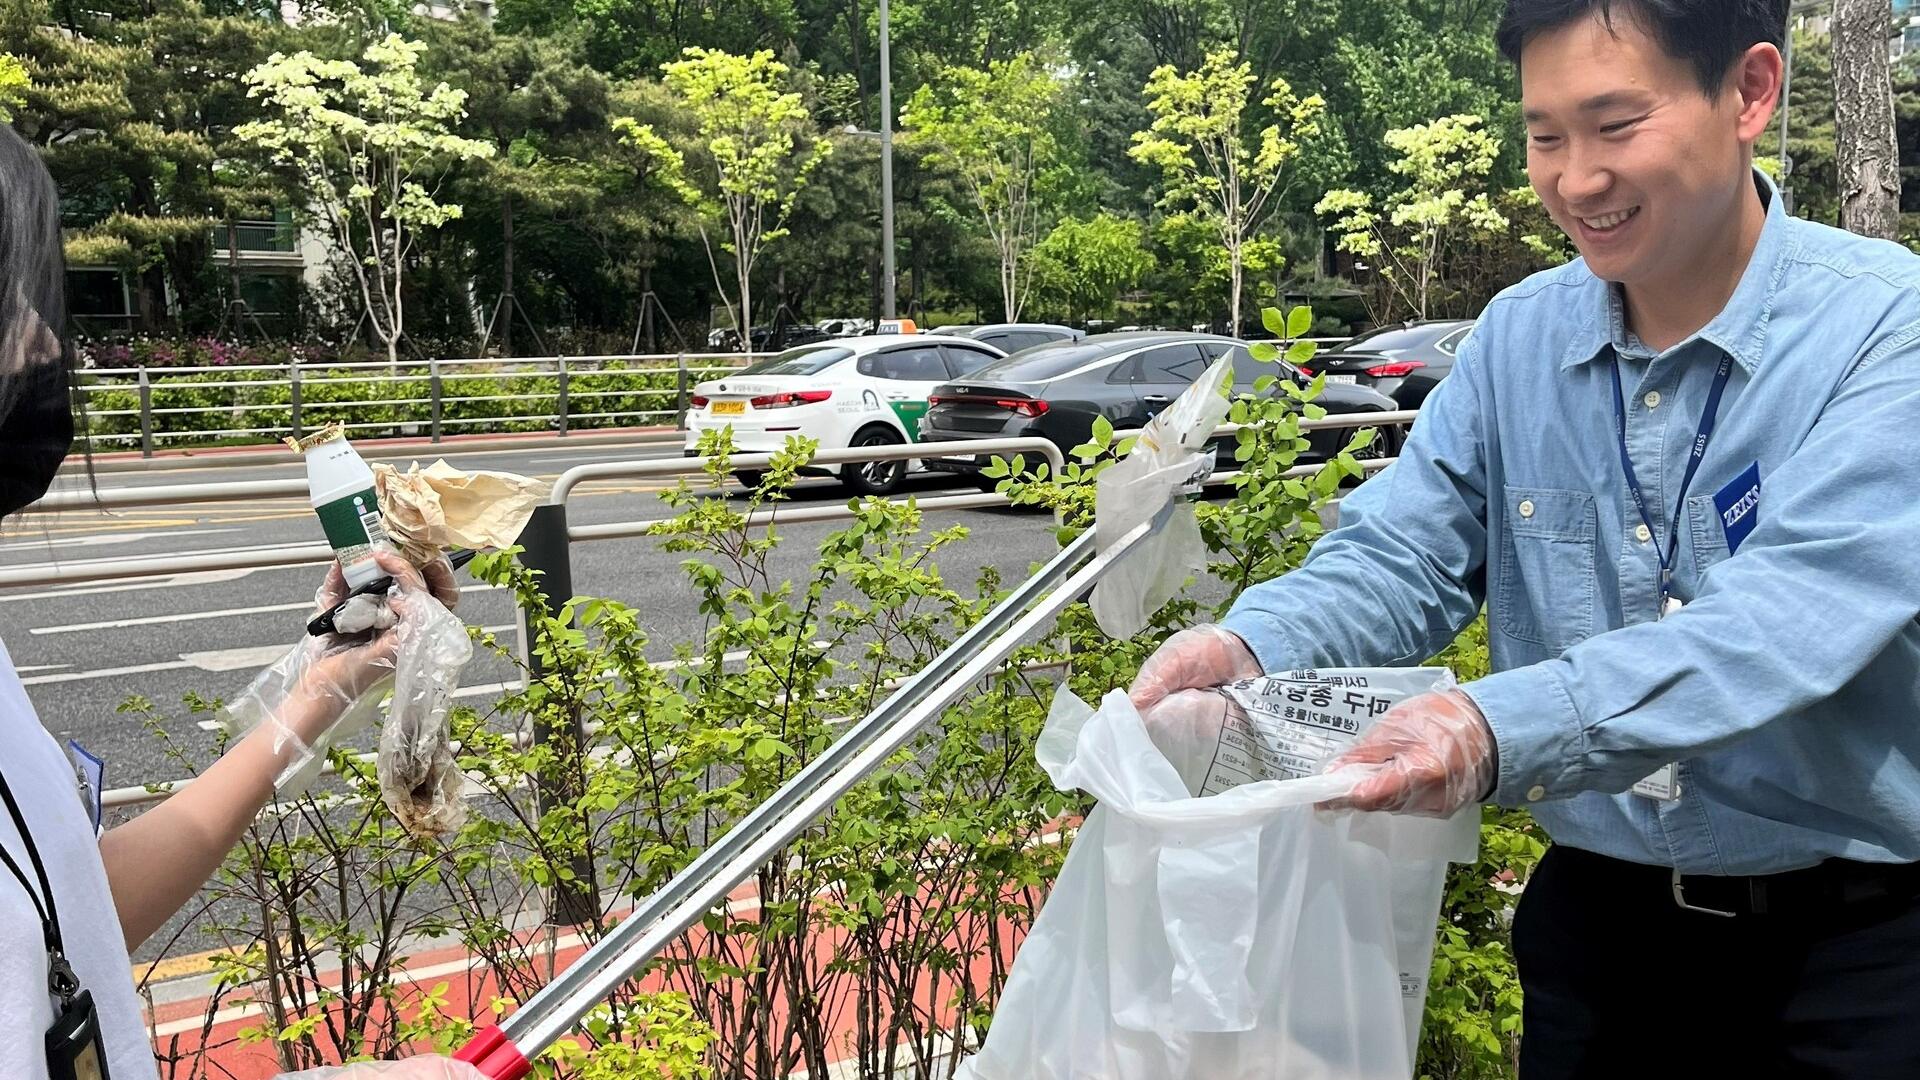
left=685, top=333, right=1008, bottom=494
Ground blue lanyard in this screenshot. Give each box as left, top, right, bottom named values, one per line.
left=1608, top=350, right=1735, bottom=605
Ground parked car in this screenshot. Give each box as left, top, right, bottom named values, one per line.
left=917, top=331, right=1402, bottom=490
left=817, top=317, right=873, bottom=337
left=707, top=323, right=835, bottom=352
left=1301, top=319, right=1473, bottom=409
left=685, top=334, right=1007, bottom=495
left=929, top=322, right=1084, bottom=355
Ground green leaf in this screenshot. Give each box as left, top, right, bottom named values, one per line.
left=1260, top=307, right=1286, bottom=336
left=1286, top=340, right=1317, bottom=365
left=1091, top=414, right=1114, bottom=445
left=1286, top=305, right=1313, bottom=338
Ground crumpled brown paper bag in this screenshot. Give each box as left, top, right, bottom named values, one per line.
left=372, top=460, right=550, bottom=566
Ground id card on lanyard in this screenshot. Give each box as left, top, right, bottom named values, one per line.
left=1610, top=350, right=1734, bottom=802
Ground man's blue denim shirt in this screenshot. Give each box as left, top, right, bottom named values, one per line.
left=1221, top=171, right=1920, bottom=874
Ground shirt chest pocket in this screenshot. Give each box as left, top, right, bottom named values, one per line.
left=1495, top=486, right=1599, bottom=653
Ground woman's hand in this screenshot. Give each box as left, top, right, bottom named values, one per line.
left=300, top=550, right=461, bottom=706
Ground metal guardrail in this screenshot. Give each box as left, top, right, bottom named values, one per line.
left=77, top=352, right=763, bottom=457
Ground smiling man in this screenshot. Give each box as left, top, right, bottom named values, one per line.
left=1126, top=1, right=1920, bottom=1075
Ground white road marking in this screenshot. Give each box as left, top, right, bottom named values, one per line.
left=28, top=583, right=507, bottom=635
left=31, top=601, right=310, bottom=634
left=23, top=659, right=195, bottom=685
left=12, top=664, right=69, bottom=673
left=23, top=625, right=516, bottom=687
left=0, top=568, right=267, bottom=603
left=0, top=527, right=240, bottom=552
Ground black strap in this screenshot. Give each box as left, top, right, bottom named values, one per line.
left=0, top=764, right=77, bottom=1002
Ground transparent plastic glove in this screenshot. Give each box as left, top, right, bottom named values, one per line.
left=1127, top=624, right=1262, bottom=718
left=275, top=1057, right=489, bottom=1079
left=1318, top=688, right=1497, bottom=817
left=1135, top=687, right=1234, bottom=795
left=221, top=550, right=466, bottom=809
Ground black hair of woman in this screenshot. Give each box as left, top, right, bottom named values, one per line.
left=0, top=121, right=85, bottom=517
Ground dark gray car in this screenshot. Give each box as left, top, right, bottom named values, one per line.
left=1305, top=319, right=1473, bottom=409
left=918, top=331, right=1402, bottom=489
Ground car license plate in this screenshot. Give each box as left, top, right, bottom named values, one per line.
left=712, top=400, right=746, bottom=415
left=1325, top=374, right=1359, bottom=385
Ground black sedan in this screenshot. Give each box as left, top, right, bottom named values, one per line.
left=917, top=331, right=1402, bottom=489
left=1304, top=319, right=1473, bottom=409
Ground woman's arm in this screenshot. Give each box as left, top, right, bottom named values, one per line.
left=98, top=552, right=456, bottom=951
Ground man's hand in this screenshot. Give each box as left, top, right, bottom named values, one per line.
left=276, top=1056, right=488, bottom=1079
left=1319, top=688, right=1496, bottom=817
left=1128, top=625, right=1262, bottom=716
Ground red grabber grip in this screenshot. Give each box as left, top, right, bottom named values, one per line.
left=454, top=1024, right=531, bottom=1080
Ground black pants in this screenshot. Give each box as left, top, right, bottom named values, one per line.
left=1514, top=845, right=1920, bottom=1079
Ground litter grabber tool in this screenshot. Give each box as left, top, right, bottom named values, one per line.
left=452, top=358, right=1237, bottom=1079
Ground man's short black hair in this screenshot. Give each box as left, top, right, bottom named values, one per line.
left=1496, top=0, right=1788, bottom=94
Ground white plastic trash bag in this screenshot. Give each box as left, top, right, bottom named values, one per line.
left=1089, top=355, right=1234, bottom=640
left=957, top=668, right=1479, bottom=1080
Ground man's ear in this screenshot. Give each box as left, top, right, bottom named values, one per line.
left=1731, top=41, right=1784, bottom=144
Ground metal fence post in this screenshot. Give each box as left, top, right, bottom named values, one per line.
left=675, top=353, right=689, bottom=426
left=513, top=501, right=598, bottom=925
left=429, top=360, right=443, bottom=443
left=136, top=368, right=153, bottom=458
left=289, top=364, right=303, bottom=441
left=556, top=357, right=570, bottom=436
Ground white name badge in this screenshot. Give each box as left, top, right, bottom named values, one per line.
left=1633, top=763, right=1681, bottom=802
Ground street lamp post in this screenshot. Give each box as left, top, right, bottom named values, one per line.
left=878, top=0, right=896, bottom=319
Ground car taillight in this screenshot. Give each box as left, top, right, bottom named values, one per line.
left=1295, top=367, right=1312, bottom=377
left=1364, top=361, right=1425, bottom=378
left=927, top=395, right=1048, bottom=417
left=751, top=389, right=833, bottom=409
left=690, top=395, right=710, bottom=408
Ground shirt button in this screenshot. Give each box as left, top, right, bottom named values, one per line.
left=1527, top=785, right=1547, bottom=802
left=1635, top=523, right=1653, bottom=543
left=1518, top=499, right=1535, bottom=518
left=1643, top=390, right=1661, bottom=409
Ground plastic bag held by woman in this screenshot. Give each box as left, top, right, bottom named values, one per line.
left=956, top=669, right=1479, bottom=1080
left=219, top=550, right=473, bottom=838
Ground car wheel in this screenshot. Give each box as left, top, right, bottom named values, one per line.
left=734, top=470, right=766, bottom=491
left=841, top=425, right=906, bottom=496
left=1343, top=418, right=1396, bottom=459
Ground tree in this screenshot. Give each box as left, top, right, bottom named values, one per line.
left=3, top=0, right=284, bottom=332
left=1316, top=113, right=1505, bottom=322
left=1128, top=47, right=1327, bottom=331
left=420, top=17, right=611, bottom=355
left=654, top=46, right=831, bottom=344
left=0, top=52, right=24, bottom=120
left=900, top=51, right=1063, bottom=321
left=236, top=33, right=495, bottom=367
left=1758, top=25, right=1838, bottom=225
left=1027, top=213, right=1151, bottom=322
left=1833, top=0, right=1900, bottom=240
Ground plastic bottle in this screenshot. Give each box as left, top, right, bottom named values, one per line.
left=288, top=424, right=392, bottom=589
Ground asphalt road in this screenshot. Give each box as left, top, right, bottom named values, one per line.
left=2, top=440, right=1084, bottom=964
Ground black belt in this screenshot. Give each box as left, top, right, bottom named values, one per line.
left=1558, top=846, right=1920, bottom=918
